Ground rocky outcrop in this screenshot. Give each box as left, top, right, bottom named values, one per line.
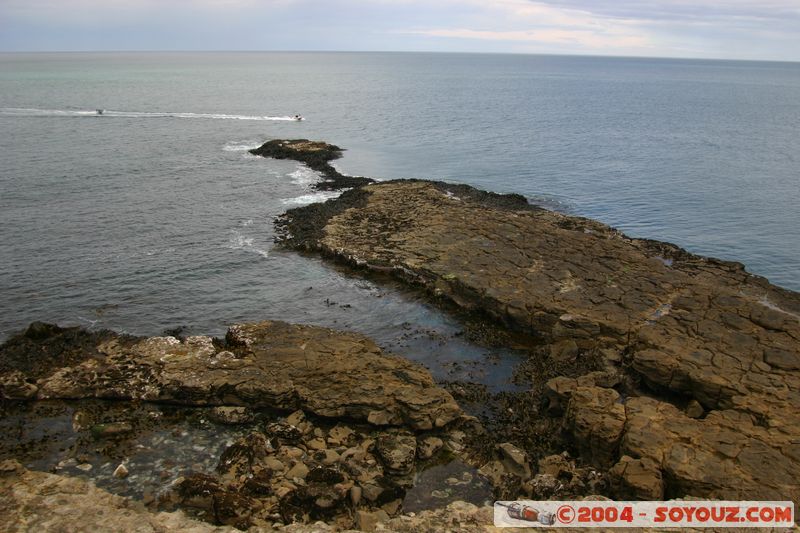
left=273, top=150, right=800, bottom=505
left=0, top=321, right=131, bottom=380
left=0, top=321, right=461, bottom=431
left=249, top=140, right=373, bottom=190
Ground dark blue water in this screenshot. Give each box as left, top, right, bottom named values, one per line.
left=1, top=53, right=798, bottom=376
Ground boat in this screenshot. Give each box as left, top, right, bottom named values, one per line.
left=293, top=115, right=303, bottom=121
left=96, top=109, right=104, bottom=115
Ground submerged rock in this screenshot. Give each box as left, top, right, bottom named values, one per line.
left=0, top=461, right=228, bottom=532
left=90, top=421, right=134, bottom=439
left=375, top=433, right=417, bottom=474
left=209, top=406, right=255, bottom=425
left=355, top=509, right=389, bottom=532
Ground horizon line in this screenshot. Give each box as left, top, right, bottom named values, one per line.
left=1, top=49, right=798, bottom=65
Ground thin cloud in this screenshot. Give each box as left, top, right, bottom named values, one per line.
left=389, top=0, right=800, bottom=59
left=532, top=0, right=800, bottom=23
left=405, top=28, right=650, bottom=50
left=393, top=0, right=658, bottom=54
left=0, top=0, right=798, bottom=59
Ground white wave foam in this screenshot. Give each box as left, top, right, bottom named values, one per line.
left=1, top=107, right=300, bottom=121
left=289, top=166, right=323, bottom=188
left=329, top=161, right=356, bottom=177
left=227, top=230, right=269, bottom=258
left=527, top=194, right=574, bottom=214
left=223, top=141, right=262, bottom=152
left=145, top=247, right=176, bottom=257
left=230, top=232, right=253, bottom=248
left=280, top=191, right=343, bottom=206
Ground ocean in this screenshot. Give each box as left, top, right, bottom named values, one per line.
left=1, top=52, right=798, bottom=382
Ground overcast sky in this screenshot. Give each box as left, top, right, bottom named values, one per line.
left=1, top=0, right=799, bottom=61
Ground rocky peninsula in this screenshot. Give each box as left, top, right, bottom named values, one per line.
left=270, top=141, right=800, bottom=504
left=2, top=138, right=798, bottom=531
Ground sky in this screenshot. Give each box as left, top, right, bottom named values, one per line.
left=1, top=0, right=799, bottom=61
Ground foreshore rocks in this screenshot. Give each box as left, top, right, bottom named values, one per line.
left=0, top=321, right=461, bottom=431
left=0, top=320, right=490, bottom=529
left=272, top=144, right=800, bottom=507
left=167, top=412, right=457, bottom=528
left=0, top=459, right=498, bottom=532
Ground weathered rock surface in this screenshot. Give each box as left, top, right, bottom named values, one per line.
left=621, top=395, right=800, bottom=502
left=0, top=321, right=461, bottom=431
left=607, top=455, right=664, bottom=500
left=563, top=387, right=626, bottom=468
left=560, top=383, right=800, bottom=504
left=4, top=453, right=753, bottom=532
left=275, top=153, right=800, bottom=505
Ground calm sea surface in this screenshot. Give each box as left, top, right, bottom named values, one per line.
left=1, top=52, right=798, bottom=375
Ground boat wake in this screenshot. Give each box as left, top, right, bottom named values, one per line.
left=0, top=107, right=299, bottom=121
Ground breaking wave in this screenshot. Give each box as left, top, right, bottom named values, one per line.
left=280, top=191, right=343, bottom=206
left=223, top=141, right=263, bottom=152
left=227, top=229, right=269, bottom=258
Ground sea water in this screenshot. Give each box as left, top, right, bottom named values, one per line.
left=1, top=52, right=798, bottom=370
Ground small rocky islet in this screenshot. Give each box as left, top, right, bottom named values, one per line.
left=1, top=138, right=798, bottom=531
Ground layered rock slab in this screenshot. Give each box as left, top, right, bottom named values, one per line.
left=283, top=180, right=799, bottom=402
left=0, top=321, right=461, bottom=430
